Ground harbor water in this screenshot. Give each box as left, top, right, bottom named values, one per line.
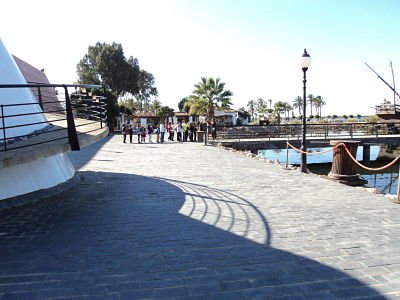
left=258, top=146, right=399, bottom=195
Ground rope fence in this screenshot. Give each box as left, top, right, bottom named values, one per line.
left=286, top=141, right=400, bottom=202
left=286, top=142, right=400, bottom=172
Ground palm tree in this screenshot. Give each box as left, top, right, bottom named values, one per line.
left=292, top=96, right=303, bottom=116
left=268, top=99, right=272, bottom=109
left=307, top=94, right=315, bottom=116
left=247, top=99, right=256, bottom=122
left=187, top=95, right=207, bottom=116
left=313, top=95, right=326, bottom=118
left=256, top=98, right=268, bottom=118
left=273, top=101, right=287, bottom=124
left=285, top=102, right=293, bottom=120
left=191, top=77, right=233, bottom=120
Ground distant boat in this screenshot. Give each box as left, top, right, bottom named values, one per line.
left=365, top=62, right=400, bottom=121
left=375, top=103, right=400, bottom=121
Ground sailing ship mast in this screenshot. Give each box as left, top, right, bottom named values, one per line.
left=390, top=61, right=396, bottom=106
left=365, top=62, right=400, bottom=119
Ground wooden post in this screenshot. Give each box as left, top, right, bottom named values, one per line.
left=328, top=140, right=367, bottom=186
left=362, top=144, right=371, bottom=162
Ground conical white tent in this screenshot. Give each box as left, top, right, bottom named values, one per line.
left=0, top=39, right=48, bottom=141
left=0, top=39, right=75, bottom=201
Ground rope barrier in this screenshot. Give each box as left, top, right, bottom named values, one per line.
left=286, top=141, right=400, bottom=172
left=286, top=141, right=342, bottom=155
left=340, top=143, right=400, bottom=171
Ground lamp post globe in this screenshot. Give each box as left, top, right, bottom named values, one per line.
left=300, top=49, right=311, bottom=173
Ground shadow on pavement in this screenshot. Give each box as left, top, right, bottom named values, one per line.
left=0, top=172, right=386, bottom=299
left=68, top=134, right=114, bottom=170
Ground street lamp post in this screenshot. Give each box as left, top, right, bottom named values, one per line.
left=300, top=49, right=311, bottom=173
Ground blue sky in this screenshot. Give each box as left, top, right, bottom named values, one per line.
left=1, top=0, right=400, bottom=116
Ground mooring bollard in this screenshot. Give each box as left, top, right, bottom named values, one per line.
left=328, top=140, right=367, bottom=186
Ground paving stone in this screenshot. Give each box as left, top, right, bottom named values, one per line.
left=0, top=135, right=400, bottom=299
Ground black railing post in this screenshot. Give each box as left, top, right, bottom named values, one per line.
left=38, top=87, right=43, bottom=111
left=1, top=104, right=6, bottom=151
left=63, top=85, right=80, bottom=151
left=325, top=124, right=328, bottom=139
left=100, top=100, right=103, bottom=129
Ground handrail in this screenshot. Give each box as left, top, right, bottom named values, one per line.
left=0, top=83, right=107, bottom=153
left=0, top=83, right=101, bottom=89
left=214, top=122, right=399, bottom=141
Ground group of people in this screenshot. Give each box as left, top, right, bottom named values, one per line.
left=165, top=121, right=199, bottom=142
left=121, top=120, right=216, bottom=144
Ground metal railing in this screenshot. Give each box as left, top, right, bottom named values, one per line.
left=0, top=83, right=107, bottom=152
left=213, top=122, right=400, bottom=141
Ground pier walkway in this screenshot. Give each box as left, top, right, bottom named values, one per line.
left=0, top=135, right=400, bottom=299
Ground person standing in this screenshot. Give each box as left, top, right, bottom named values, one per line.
left=147, top=124, right=153, bottom=143
left=193, top=123, right=198, bottom=142
left=211, top=119, right=217, bottom=140
left=189, top=123, right=194, bottom=142
left=156, top=124, right=160, bottom=143
left=140, top=125, right=146, bottom=143
left=122, top=124, right=127, bottom=143
left=137, top=124, right=141, bottom=143
left=169, top=122, right=175, bottom=141
left=128, top=124, right=133, bottom=143
left=182, top=121, right=189, bottom=142
left=176, top=122, right=182, bottom=142
left=160, top=123, right=166, bottom=143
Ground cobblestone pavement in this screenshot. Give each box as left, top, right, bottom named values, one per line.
left=1, top=134, right=400, bottom=299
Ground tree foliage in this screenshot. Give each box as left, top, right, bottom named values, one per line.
left=293, top=96, right=303, bottom=115
left=256, top=98, right=268, bottom=117
left=77, top=42, right=140, bottom=96
left=246, top=99, right=256, bottom=121
left=178, top=97, right=190, bottom=112
left=156, top=105, right=174, bottom=122
left=76, top=42, right=158, bottom=128
left=135, top=70, right=158, bottom=111
left=189, top=77, right=233, bottom=119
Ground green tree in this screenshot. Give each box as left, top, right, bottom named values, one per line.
left=307, top=94, right=315, bottom=116
left=119, top=97, right=140, bottom=113
left=150, top=99, right=161, bottom=115
left=256, top=98, right=268, bottom=118
left=185, top=95, right=207, bottom=116
left=190, top=77, right=233, bottom=120
left=134, top=70, right=158, bottom=112
left=237, top=107, right=250, bottom=124
left=178, top=97, right=189, bottom=112
left=247, top=99, right=256, bottom=121
left=313, top=95, right=326, bottom=118
left=293, top=96, right=303, bottom=116
left=156, top=105, right=174, bottom=124
left=273, top=101, right=287, bottom=124
left=77, top=42, right=157, bottom=128
left=77, top=42, right=140, bottom=96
